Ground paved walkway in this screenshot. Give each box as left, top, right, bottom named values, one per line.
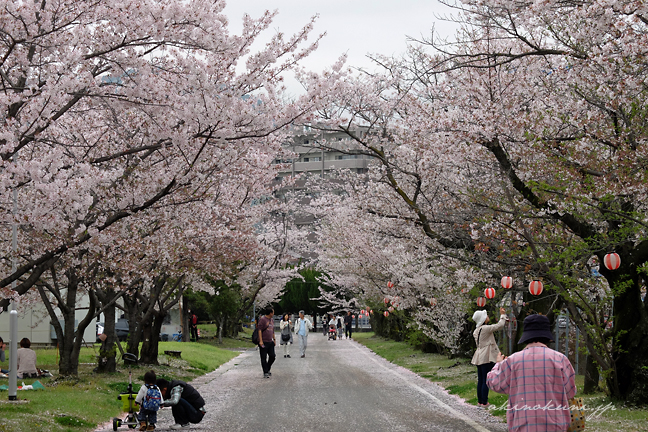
left=100, top=333, right=507, bottom=431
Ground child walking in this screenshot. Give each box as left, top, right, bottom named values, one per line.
left=135, top=370, right=163, bottom=431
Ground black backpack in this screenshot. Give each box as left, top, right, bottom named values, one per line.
left=252, top=322, right=260, bottom=345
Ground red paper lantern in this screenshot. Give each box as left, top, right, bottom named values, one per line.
left=501, top=276, right=513, bottom=289
left=384, top=311, right=389, bottom=317
left=430, top=298, right=437, bottom=307
left=604, top=253, right=621, bottom=270
left=387, top=281, right=394, bottom=289
left=485, top=287, right=496, bottom=299
left=384, top=297, right=389, bottom=305
left=476, top=297, right=486, bottom=307
left=388, top=306, right=394, bottom=312
left=352, top=315, right=355, bottom=319
left=529, top=280, right=543, bottom=296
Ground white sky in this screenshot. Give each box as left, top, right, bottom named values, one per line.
left=222, top=0, right=460, bottom=95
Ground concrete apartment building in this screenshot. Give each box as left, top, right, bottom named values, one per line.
left=275, top=125, right=371, bottom=199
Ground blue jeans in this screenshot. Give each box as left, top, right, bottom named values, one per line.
left=171, top=399, right=204, bottom=425
left=477, top=362, right=495, bottom=405
left=137, top=408, right=157, bottom=425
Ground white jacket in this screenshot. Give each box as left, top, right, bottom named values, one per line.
left=471, top=314, right=507, bottom=365
left=294, top=317, right=313, bottom=336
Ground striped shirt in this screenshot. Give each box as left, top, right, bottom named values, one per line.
left=487, top=344, right=576, bottom=431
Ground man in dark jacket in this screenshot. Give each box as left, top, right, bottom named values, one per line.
left=156, top=378, right=206, bottom=429
left=344, top=311, right=353, bottom=339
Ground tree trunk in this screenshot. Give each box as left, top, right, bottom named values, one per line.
left=140, top=313, right=164, bottom=365
left=583, top=351, right=600, bottom=394
left=218, top=316, right=224, bottom=344
left=97, top=304, right=117, bottom=373
left=601, top=248, right=648, bottom=403
left=182, top=297, right=190, bottom=342
left=123, top=294, right=142, bottom=363
left=37, top=267, right=96, bottom=377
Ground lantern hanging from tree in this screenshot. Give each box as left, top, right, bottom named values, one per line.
left=430, top=298, right=438, bottom=307
left=604, top=252, right=621, bottom=270
left=477, top=297, right=486, bottom=307
left=501, top=276, right=513, bottom=289
left=384, top=297, right=389, bottom=305
left=388, top=306, right=394, bottom=312
left=384, top=311, right=389, bottom=317
left=387, top=281, right=394, bottom=289
left=529, top=280, right=543, bottom=296
left=485, top=287, right=496, bottom=299
left=352, top=315, right=355, bottom=319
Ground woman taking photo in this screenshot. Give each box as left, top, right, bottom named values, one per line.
left=471, top=307, right=507, bottom=407
left=279, top=314, right=293, bottom=358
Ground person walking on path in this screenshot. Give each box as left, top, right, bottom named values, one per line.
left=344, top=311, right=353, bottom=339
left=336, top=315, right=344, bottom=339
left=471, top=307, right=507, bottom=407
left=257, top=308, right=276, bottom=378
left=322, top=314, right=328, bottom=336
left=294, top=310, right=313, bottom=358
left=279, top=313, right=293, bottom=358
left=156, top=378, right=206, bottom=429
left=135, top=370, right=162, bottom=431
left=487, top=314, right=576, bottom=431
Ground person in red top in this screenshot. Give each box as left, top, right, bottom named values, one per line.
left=257, top=308, right=276, bottom=378
left=189, top=310, right=199, bottom=341
left=487, top=314, right=576, bottom=432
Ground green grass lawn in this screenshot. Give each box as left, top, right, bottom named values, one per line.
left=195, top=324, right=255, bottom=350
left=0, top=337, right=248, bottom=432
left=352, top=333, right=648, bottom=432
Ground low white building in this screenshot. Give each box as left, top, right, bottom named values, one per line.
left=0, top=299, right=95, bottom=347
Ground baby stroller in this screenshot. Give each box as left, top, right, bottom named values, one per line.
left=328, top=324, right=337, bottom=340
left=113, top=353, right=139, bottom=430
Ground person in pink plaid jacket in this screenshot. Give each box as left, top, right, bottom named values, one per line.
left=487, top=314, right=576, bottom=432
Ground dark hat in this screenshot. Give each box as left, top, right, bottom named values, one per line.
left=518, top=314, right=555, bottom=345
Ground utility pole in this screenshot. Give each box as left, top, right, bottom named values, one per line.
left=9, top=187, right=18, bottom=400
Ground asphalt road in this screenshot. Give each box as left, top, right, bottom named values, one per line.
left=101, top=333, right=507, bottom=431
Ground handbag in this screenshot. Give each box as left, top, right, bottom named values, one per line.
left=281, top=333, right=291, bottom=342
left=567, top=397, right=585, bottom=431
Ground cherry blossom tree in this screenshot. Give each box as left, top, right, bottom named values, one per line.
left=306, top=0, right=648, bottom=402
left=0, top=0, right=327, bottom=310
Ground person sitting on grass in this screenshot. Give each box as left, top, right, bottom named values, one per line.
left=135, top=370, right=162, bottom=431
left=0, top=336, right=8, bottom=375
left=156, top=378, right=206, bottom=430
left=17, top=338, right=38, bottom=378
